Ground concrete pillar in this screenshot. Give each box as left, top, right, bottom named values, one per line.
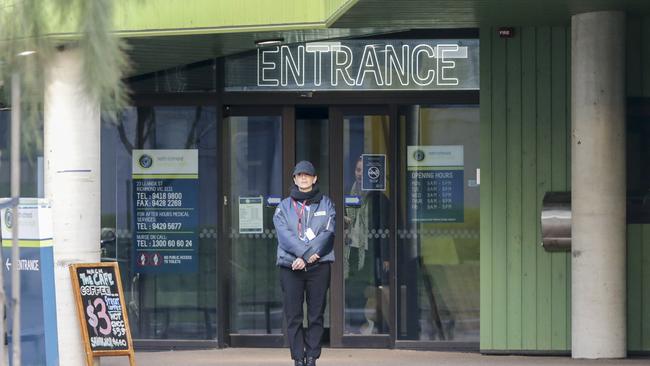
left=571, top=11, right=626, bottom=359
left=44, top=47, right=101, bottom=365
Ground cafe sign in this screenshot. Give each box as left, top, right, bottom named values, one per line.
left=225, top=39, right=479, bottom=91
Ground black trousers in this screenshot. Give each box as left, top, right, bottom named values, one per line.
left=280, top=263, right=331, bottom=361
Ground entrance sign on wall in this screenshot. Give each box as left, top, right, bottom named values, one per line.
left=69, top=262, right=135, bottom=366
left=239, top=196, right=264, bottom=234
left=362, top=154, right=387, bottom=191
left=132, top=149, right=199, bottom=273
left=225, top=39, right=479, bottom=91
left=407, top=146, right=465, bottom=222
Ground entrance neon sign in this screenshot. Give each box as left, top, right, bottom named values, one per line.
left=256, top=42, right=473, bottom=90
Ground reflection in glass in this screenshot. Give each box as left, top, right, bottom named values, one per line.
left=397, top=106, right=479, bottom=341
left=343, top=114, right=391, bottom=335
left=0, top=111, right=44, bottom=197
left=295, top=107, right=331, bottom=329
left=228, top=116, right=284, bottom=334
left=101, top=106, right=218, bottom=339
left=296, top=107, right=329, bottom=195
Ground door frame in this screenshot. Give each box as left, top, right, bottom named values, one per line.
left=220, top=105, right=294, bottom=347
left=219, top=91, right=478, bottom=350
left=129, top=91, right=479, bottom=350
left=327, top=105, right=396, bottom=348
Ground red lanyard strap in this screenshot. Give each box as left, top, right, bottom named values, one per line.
left=292, top=199, right=307, bottom=236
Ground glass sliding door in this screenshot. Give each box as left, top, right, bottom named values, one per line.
left=396, top=105, right=480, bottom=343
left=294, top=107, right=332, bottom=336
left=342, top=111, right=391, bottom=337
left=224, top=108, right=285, bottom=344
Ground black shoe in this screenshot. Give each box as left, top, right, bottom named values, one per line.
left=294, top=358, right=305, bottom=366
left=305, top=357, right=316, bottom=366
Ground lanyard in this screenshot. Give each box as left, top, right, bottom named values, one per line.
left=292, top=199, right=307, bottom=237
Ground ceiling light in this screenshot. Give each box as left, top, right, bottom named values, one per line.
left=254, top=38, right=284, bottom=47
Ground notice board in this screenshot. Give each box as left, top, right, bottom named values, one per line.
left=69, top=262, right=135, bottom=366
left=132, top=149, right=199, bottom=274
left=406, top=145, right=465, bottom=222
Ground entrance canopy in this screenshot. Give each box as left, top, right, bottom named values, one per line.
left=40, top=0, right=650, bottom=80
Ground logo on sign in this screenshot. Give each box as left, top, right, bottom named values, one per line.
left=4, top=208, right=12, bottom=229
left=138, top=154, right=153, bottom=169
left=413, top=150, right=425, bottom=162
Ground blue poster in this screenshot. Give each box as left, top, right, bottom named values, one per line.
left=407, top=146, right=464, bottom=223
left=132, top=150, right=199, bottom=274
left=361, top=154, right=386, bottom=191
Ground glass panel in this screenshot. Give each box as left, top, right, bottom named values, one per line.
left=101, top=106, right=219, bottom=339
left=295, top=107, right=330, bottom=329
left=228, top=115, right=284, bottom=334
left=295, top=107, right=329, bottom=195
left=128, top=59, right=217, bottom=93
left=0, top=111, right=44, bottom=197
left=397, top=105, right=479, bottom=341
left=343, top=113, right=391, bottom=335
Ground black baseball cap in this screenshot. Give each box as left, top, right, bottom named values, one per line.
left=293, top=160, right=316, bottom=176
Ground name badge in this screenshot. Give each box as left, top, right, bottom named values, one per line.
left=314, top=211, right=326, bottom=217
left=305, top=228, right=316, bottom=241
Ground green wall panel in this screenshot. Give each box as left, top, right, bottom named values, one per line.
left=480, top=26, right=571, bottom=352
left=113, top=0, right=325, bottom=35
left=46, top=0, right=360, bottom=36
left=479, top=27, right=494, bottom=349
left=483, top=20, right=650, bottom=353
left=627, top=224, right=650, bottom=351
left=520, top=26, right=538, bottom=351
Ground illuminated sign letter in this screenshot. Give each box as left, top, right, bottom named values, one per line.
left=385, top=45, right=410, bottom=87
left=281, top=45, right=305, bottom=86
left=258, top=47, right=280, bottom=86
left=331, top=45, right=355, bottom=87
left=306, top=43, right=330, bottom=87
left=411, top=44, right=435, bottom=86
left=356, top=45, right=384, bottom=86
left=436, top=44, right=460, bottom=86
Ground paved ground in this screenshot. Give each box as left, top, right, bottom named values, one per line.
left=102, top=348, right=649, bottom=366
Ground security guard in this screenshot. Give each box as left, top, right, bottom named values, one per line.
left=273, top=160, right=335, bottom=366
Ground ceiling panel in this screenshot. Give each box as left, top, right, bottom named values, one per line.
left=333, top=0, right=650, bottom=28
left=126, top=0, right=650, bottom=78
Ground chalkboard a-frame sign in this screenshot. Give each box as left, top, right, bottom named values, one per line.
left=70, top=262, right=135, bottom=366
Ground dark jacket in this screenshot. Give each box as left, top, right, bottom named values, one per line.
left=273, top=195, right=336, bottom=269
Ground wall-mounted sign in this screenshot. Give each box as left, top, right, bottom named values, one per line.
left=362, top=154, right=386, bottom=191
left=225, top=39, right=479, bottom=91
left=239, top=196, right=264, bottom=234
left=132, top=149, right=199, bottom=274
left=407, top=146, right=465, bottom=223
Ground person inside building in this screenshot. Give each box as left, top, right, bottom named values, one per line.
left=344, top=157, right=390, bottom=334
left=273, top=160, right=336, bottom=366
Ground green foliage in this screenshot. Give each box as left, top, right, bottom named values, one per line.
left=0, top=0, right=131, bottom=156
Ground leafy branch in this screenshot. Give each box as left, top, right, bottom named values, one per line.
left=0, top=0, right=131, bottom=157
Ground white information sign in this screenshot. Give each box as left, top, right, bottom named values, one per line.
left=407, top=145, right=464, bottom=167
left=239, top=196, right=264, bottom=234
